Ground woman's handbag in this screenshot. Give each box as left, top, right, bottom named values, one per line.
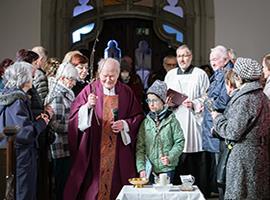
left=216, top=140, right=234, bottom=186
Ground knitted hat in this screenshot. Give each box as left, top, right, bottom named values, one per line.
left=147, top=80, right=167, bottom=103
left=233, top=57, right=262, bottom=81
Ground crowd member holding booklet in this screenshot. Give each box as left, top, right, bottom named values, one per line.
left=136, top=80, right=185, bottom=183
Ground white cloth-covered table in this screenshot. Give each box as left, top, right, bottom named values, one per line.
left=116, top=185, right=205, bottom=200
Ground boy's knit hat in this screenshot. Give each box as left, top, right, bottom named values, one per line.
left=147, top=80, right=167, bottom=103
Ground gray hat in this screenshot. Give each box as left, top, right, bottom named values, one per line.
left=147, top=80, right=167, bottom=103
left=233, top=57, right=262, bottom=81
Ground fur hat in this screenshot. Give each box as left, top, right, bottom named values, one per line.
left=233, top=57, right=262, bottom=81
left=147, top=80, right=167, bottom=103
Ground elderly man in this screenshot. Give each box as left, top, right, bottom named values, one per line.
left=164, top=44, right=210, bottom=195
left=202, top=45, right=234, bottom=153
left=148, top=55, right=177, bottom=86
left=201, top=45, right=234, bottom=198
left=64, top=58, right=144, bottom=200
left=202, top=45, right=233, bottom=154
left=32, top=46, right=50, bottom=200
left=32, top=46, right=49, bottom=104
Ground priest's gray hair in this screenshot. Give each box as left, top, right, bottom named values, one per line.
left=3, top=61, right=33, bottom=89
left=97, top=58, right=120, bottom=75
left=55, top=62, right=79, bottom=80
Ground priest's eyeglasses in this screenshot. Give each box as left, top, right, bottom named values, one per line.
left=146, top=98, right=161, bottom=104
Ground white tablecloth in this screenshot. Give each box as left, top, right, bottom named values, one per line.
left=116, top=185, right=205, bottom=200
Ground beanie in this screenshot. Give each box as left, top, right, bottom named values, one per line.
left=233, top=57, right=262, bottom=81
left=147, top=80, right=167, bottom=103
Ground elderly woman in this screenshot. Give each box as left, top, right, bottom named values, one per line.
left=0, top=61, right=50, bottom=200
left=45, top=62, right=78, bottom=200
left=16, top=49, right=44, bottom=118
left=64, top=58, right=144, bottom=200
left=212, top=57, right=270, bottom=199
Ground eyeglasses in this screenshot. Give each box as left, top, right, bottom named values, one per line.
left=177, top=54, right=192, bottom=59
left=146, top=98, right=161, bottom=104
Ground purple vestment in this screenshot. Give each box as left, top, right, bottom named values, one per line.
left=64, top=80, right=144, bottom=200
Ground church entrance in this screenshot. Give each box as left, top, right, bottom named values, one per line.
left=88, top=18, right=176, bottom=77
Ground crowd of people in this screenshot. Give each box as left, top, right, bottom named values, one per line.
left=0, top=44, right=269, bottom=200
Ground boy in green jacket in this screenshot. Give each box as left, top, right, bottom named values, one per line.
left=136, top=80, right=185, bottom=183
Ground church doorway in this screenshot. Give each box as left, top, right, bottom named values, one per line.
left=87, top=18, right=176, bottom=78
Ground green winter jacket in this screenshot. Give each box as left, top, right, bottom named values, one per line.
left=136, top=112, right=185, bottom=173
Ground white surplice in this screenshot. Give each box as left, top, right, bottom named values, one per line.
left=164, top=67, right=209, bottom=152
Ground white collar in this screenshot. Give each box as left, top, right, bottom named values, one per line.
left=103, top=86, right=116, bottom=95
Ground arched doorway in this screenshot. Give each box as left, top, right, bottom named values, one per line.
left=41, top=0, right=214, bottom=66
left=86, top=18, right=176, bottom=75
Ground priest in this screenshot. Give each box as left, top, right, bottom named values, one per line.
left=64, top=58, right=144, bottom=200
